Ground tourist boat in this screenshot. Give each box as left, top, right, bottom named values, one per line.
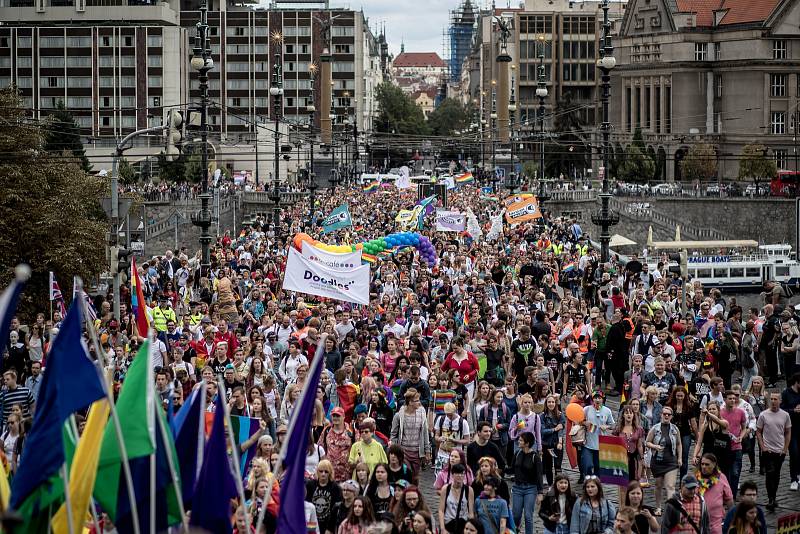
left=650, top=244, right=800, bottom=290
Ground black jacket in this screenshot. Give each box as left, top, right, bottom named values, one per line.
left=538, top=490, right=577, bottom=532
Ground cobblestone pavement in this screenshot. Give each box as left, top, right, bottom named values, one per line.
left=417, top=394, right=800, bottom=532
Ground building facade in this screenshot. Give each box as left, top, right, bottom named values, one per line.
left=612, top=0, right=799, bottom=181
left=0, top=0, right=384, bottom=181
left=390, top=51, right=447, bottom=94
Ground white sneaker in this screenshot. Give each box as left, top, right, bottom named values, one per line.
left=791, top=481, right=799, bottom=491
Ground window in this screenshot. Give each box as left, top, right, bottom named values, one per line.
left=774, top=148, right=788, bottom=168
left=284, top=26, right=311, bottom=37
left=120, top=115, right=135, bottom=128
left=771, top=74, right=787, bottom=97
left=40, top=36, right=65, bottom=48
left=254, top=26, right=269, bottom=37
left=227, top=97, right=248, bottom=107
left=67, top=96, right=91, bottom=108
left=101, top=116, right=111, bottom=127
left=253, top=79, right=269, bottom=90
left=285, top=44, right=294, bottom=54
left=67, top=56, right=91, bottom=68
left=101, top=35, right=112, bottom=47
left=67, top=36, right=91, bottom=47
left=227, top=79, right=249, bottom=90
left=148, top=55, right=162, bottom=67
left=227, top=62, right=249, bottom=72
left=773, top=39, right=787, bottom=60
left=776, top=266, right=790, bottom=277
left=227, top=114, right=249, bottom=126
left=20, top=97, right=33, bottom=109
left=40, top=56, right=65, bottom=68
left=99, top=56, right=115, bottom=67
left=148, top=96, right=161, bottom=107
left=41, top=96, right=63, bottom=109
left=147, top=34, right=162, bottom=48
left=772, top=111, right=786, bottom=134
left=44, top=76, right=64, bottom=88
left=16, top=77, right=32, bottom=87
left=226, top=27, right=248, bottom=37
left=694, top=43, right=707, bottom=61
left=0, top=77, right=10, bottom=87
left=0, top=57, right=10, bottom=68
left=712, top=269, right=728, bottom=278
left=285, top=97, right=294, bottom=107
left=729, top=267, right=744, bottom=278
left=123, top=36, right=133, bottom=47
left=300, top=44, right=309, bottom=54
left=332, top=62, right=354, bottom=72
left=331, top=26, right=354, bottom=37
left=99, top=76, right=114, bottom=87
left=17, top=36, right=32, bottom=48
left=148, top=75, right=162, bottom=87
left=286, top=61, right=308, bottom=72
left=713, top=42, right=721, bottom=60
left=120, top=56, right=135, bottom=67
left=68, top=76, right=92, bottom=87
left=715, top=74, right=722, bottom=98
left=254, top=44, right=268, bottom=54
left=334, top=44, right=351, bottom=54
left=120, top=95, right=135, bottom=107
left=255, top=97, right=269, bottom=107
left=696, top=269, right=711, bottom=278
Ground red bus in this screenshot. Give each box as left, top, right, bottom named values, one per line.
left=771, top=170, right=800, bottom=197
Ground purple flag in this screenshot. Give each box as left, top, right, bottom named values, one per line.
left=435, top=210, right=466, bottom=232
left=276, top=338, right=326, bottom=534
left=189, top=393, right=238, bottom=533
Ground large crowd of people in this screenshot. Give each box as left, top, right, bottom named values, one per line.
left=3, top=178, right=800, bottom=534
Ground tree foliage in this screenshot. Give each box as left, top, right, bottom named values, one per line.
left=118, top=157, right=137, bottom=186
left=0, top=87, right=106, bottom=316
left=738, top=143, right=777, bottom=183
left=544, top=94, right=590, bottom=179
left=43, top=101, right=91, bottom=172
left=374, top=83, right=429, bottom=135
left=618, top=142, right=655, bottom=183
left=427, top=98, right=471, bottom=137
left=681, top=142, right=718, bottom=182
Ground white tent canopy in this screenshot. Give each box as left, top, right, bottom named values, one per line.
left=609, top=234, right=637, bottom=247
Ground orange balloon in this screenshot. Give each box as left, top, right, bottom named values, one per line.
left=565, top=403, right=585, bottom=423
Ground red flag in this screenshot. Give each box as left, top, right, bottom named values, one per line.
left=130, top=258, right=149, bottom=336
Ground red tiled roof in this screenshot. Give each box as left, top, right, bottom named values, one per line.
left=393, top=52, right=446, bottom=68
left=675, top=0, right=780, bottom=27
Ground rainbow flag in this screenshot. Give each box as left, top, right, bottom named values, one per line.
left=362, top=181, right=379, bottom=194
left=130, top=258, right=149, bottom=336
left=562, top=262, right=576, bottom=273
left=204, top=413, right=261, bottom=477
left=336, top=383, right=360, bottom=424
left=433, top=390, right=457, bottom=417
left=599, top=435, right=629, bottom=486
left=362, top=253, right=378, bottom=264
left=455, top=172, right=474, bottom=184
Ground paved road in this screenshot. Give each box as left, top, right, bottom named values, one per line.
left=417, top=394, right=799, bottom=532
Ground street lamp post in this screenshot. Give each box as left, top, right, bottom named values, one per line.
left=536, top=35, right=550, bottom=210
left=189, top=0, right=214, bottom=275
left=307, top=63, right=317, bottom=222
left=509, top=64, right=517, bottom=189
left=591, top=0, right=619, bottom=263
left=490, top=80, right=498, bottom=192
left=269, top=44, right=284, bottom=224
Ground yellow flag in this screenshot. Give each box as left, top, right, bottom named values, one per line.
left=0, top=456, right=10, bottom=511
left=52, top=400, right=110, bottom=534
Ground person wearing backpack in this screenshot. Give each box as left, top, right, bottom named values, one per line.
left=437, top=463, right=474, bottom=534
left=433, top=402, right=472, bottom=475
left=477, top=388, right=512, bottom=453
left=740, top=322, right=758, bottom=392
left=660, top=474, right=710, bottom=534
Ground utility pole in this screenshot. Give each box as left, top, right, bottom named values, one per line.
left=270, top=47, right=284, bottom=224
left=307, top=63, right=317, bottom=222
left=536, top=35, right=550, bottom=210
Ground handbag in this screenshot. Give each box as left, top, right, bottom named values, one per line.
left=569, top=422, right=586, bottom=446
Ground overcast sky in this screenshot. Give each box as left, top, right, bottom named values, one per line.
left=335, top=0, right=475, bottom=57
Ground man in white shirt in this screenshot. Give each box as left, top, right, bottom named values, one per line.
left=382, top=312, right=405, bottom=338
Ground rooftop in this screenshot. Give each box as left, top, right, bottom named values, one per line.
left=675, top=0, right=781, bottom=26
left=392, top=52, right=446, bottom=68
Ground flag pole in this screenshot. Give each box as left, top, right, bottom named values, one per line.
left=255, top=334, right=327, bottom=533
left=215, top=376, right=252, bottom=534
left=149, top=447, right=155, bottom=534
left=153, top=394, right=190, bottom=532
left=75, top=278, right=142, bottom=534
left=58, top=464, right=75, bottom=534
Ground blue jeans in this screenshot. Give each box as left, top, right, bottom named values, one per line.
left=680, top=433, right=692, bottom=479
left=545, top=526, right=570, bottom=534
left=512, top=483, right=539, bottom=534
left=581, top=447, right=600, bottom=477
left=726, top=449, right=743, bottom=499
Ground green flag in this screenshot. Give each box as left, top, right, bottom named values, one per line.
left=93, top=341, right=155, bottom=519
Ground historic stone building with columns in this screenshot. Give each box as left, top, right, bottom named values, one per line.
left=611, top=0, right=800, bottom=182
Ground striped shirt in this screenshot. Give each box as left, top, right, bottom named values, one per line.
left=1, top=385, right=35, bottom=428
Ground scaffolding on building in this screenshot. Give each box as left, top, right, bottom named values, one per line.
left=446, top=0, right=477, bottom=85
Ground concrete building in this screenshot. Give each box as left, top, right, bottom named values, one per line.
left=0, top=0, right=384, bottom=182
left=411, top=88, right=437, bottom=118
left=612, top=0, right=799, bottom=181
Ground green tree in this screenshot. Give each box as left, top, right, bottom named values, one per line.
left=156, top=152, right=187, bottom=183
left=44, top=101, right=91, bottom=172
left=522, top=161, right=539, bottom=180
left=738, top=143, right=777, bottom=185
left=543, top=94, right=590, bottom=179
left=618, top=142, right=655, bottom=183
left=0, top=87, right=106, bottom=316
left=118, top=157, right=137, bottom=186
left=427, top=98, right=471, bottom=136
left=681, top=142, right=718, bottom=182
left=374, top=82, right=429, bottom=135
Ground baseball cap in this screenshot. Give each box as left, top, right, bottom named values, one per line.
left=681, top=474, right=699, bottom=489
left=331, top=407, right=345, bottom=417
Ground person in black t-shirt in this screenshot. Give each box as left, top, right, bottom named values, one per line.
left=511, top=326, right=537, bottom=385
left=563, top=347, right=589, bottom=396
left=466, top=421, right=506, bottom=475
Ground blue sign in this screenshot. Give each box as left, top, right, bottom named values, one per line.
left=321, top=204, right=352, bottom=234
left=495, top=168, right=506, bottom=178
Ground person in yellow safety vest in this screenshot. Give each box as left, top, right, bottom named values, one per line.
left=549, top=242, right=564, bottom=256
left=151, top=296, right=177, bottom=333
left=187, top=302, right=204, bottom=326
left=576, top=243, right=588, bottom=257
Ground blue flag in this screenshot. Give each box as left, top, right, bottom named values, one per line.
left=10, top=299, right=106, bottom=509
left=321, top=204, right=352, bottom=234
left=0, top=265, right=29, bottom=373
left=190, top=393, right=238, bottom=533
left=276, top=339, right=326, bottom=534
left=170, top=387, right=204, bottom=504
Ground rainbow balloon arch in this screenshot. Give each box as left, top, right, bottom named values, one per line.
left=292, top=232, right=438, bottom=265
